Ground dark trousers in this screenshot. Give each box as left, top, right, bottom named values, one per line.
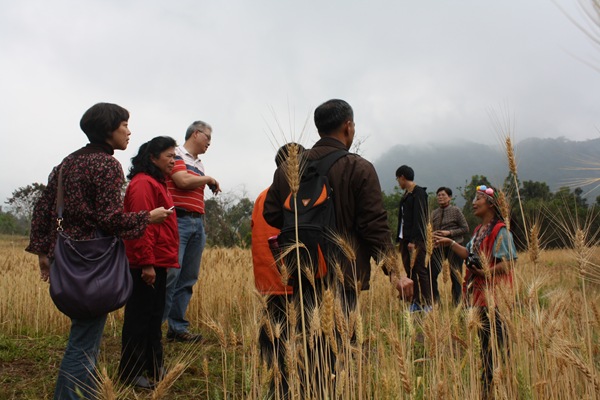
left=399, top=239, right=433, bottom=306
left=261, top=274, right=357, bottom=399
left=259, top=294, right=292, bottom=399
left=119, top=267, right=167, bottom=382
left=292, top=278, right=357, bottom=399
left=431, top=245, right=464, bottom=305
left=478, top=306, right=507, bottom=396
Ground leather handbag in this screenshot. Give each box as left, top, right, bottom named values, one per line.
left=49, top=167, right=133, bottom=319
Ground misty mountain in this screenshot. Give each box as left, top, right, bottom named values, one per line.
left=373, top=136, right=600, bottom=204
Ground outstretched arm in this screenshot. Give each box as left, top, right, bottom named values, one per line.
left=434, top=235, right=469, bottom=260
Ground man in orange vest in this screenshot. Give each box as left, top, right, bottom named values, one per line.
left=251, top=143, right=304, bottom=399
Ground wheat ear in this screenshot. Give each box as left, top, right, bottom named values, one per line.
left=284, top=142, right=311, bottom=388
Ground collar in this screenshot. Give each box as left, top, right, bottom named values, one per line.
left=313, top=136, right=347, bottom=150
left=180, top=144, right=201, bottom=161
left=71, top=142, right=114, bottom=157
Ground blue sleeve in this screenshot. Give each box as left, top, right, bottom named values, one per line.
left=492, top=227, right=517, bottom=261
left=465, top=238, right=473, bottom=253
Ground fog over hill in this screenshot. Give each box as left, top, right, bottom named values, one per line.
left=373, top=137, right=600, bottom=204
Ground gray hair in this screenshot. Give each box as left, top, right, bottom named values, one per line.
left=185, top=120, right=212, bottom=140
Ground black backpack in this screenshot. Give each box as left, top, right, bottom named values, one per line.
left=277, top=149, right=348, bottom=283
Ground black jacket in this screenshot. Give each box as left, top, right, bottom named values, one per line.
left=396, top=185, right=428, bottom=244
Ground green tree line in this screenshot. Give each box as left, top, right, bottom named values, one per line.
left=5, top=176, right=599, bottom=249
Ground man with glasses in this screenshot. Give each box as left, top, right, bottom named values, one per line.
left=431, top=186, right=469, bottom=305
left=164, top=121, right=221, bottom=342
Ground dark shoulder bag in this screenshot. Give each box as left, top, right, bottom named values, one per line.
left=50, top=167, right=132, bottom=319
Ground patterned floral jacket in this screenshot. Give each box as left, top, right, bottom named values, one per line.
left=26, top=143, right=149, bottom=259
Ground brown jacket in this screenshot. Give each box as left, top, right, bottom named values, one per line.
left=263, top=137, right=394, bottom=290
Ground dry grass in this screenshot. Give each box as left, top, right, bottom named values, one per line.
left=1, top=234, right=600, bottom=399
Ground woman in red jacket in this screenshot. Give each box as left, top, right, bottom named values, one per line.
left=119, top=136, right=180, bottom=389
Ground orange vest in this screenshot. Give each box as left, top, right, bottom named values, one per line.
left=251, top=188, right=292, bottom=295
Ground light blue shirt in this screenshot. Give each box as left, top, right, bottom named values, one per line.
left=466, top=226, right=517, bottom=261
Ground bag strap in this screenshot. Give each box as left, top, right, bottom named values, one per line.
left=313, top=149, right=349, bottom=176
left=55, top=166, right=65, bottom=231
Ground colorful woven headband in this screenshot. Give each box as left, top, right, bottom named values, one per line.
left=476, top=185, right=494, bottom=197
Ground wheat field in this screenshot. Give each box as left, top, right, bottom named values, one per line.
left=0, top=233, right=599, bottom=399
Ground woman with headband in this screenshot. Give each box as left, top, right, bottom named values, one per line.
left=434, top=184, right=517, bottom=397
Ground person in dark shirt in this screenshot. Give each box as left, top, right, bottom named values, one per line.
left=396, top=165, right=431, bottom=312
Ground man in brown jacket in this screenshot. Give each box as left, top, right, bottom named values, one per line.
left=263, top=98, right=412, bottom=396
left=264, top=99, right=411, bottom=296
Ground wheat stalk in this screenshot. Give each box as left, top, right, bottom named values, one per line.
left=321, top=289, right=336, bottom=351
left=330, top=231, right=356, bottom=265
left=496, top=189, right=511, bottom=231
left=489, top=107, right=528, bottom=243
left=205, top=318, right=227, bottom=348
left=308, top=305, right=321, bottom=351
left=442, top=258, right=450, bottom=284
left=152, top=363, right=186, bottom=400
left=528, top=222, right=541, bottom=265
left=334, top=298, right=349, bottom=344
left=282, top=142, right=311, bottom=387
left=410, top=247, right=417, bottom=268
left=333, top=261, right=345, bottom=285
left=505, top=137, right=528, bottom=244
left=425, top=221, right=434, bottom=267
left=551, top=341, right=600, bottom=393
left=383, top=328, right=412, bottom=394
left=95, top=367, right=116, bottom=400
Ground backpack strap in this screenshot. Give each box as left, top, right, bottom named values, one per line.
left=312, top=149, right=349, bottom=176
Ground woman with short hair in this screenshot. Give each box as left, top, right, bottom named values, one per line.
left=431, top=186, right=469, bottom=305
left=27, top=103, right=172, bottom=399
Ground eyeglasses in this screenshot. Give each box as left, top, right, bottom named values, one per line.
left=197, top=130, right=211, bottom=141
left=476, top=185, right=494, bottom=196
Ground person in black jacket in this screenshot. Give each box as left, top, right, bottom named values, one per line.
left=396, top=165, right=431, bottom=312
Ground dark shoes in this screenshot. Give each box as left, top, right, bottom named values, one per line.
left=167, top=330, right=203, bottom=343
left=127, top=375, right=155, bottom=390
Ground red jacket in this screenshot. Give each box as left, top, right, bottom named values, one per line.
left=124, top=173, right=179, bottom=269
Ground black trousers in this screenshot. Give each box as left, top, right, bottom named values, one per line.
left=259, top=294, right=292, bottom=399
left=119, top=267, right=167, bottom=382
left=259, top=275, right=357, bottom=399
left=294, top=277, right=357, bottom=399
left=399, top=240, right=433, bottom=306
left=478, top=306, right=507, bottom=396
left=430, top=245, right=464, bottom=305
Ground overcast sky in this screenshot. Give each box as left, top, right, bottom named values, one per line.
left=2, top=0, right=600, bottom=208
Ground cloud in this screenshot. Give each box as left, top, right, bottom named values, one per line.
left=1, top=0, right=599, bottom=210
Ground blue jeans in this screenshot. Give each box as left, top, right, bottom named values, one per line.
left=54, top=314, right=107, bottom=400
left=164, top=215, right=206, bottom=333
